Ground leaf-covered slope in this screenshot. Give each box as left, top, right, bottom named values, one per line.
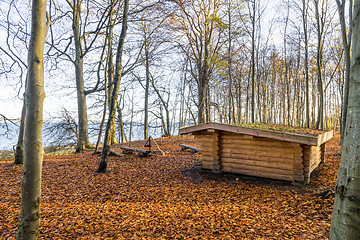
left=0, top=134, right=340, bottom=239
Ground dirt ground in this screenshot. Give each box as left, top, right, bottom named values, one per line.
left=0, top=133, right=340, bottom=239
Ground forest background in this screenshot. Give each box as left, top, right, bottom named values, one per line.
left=0, top=0, right=350, bottom=150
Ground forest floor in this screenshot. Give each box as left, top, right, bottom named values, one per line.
left=0, top=133, right=340, bottom=239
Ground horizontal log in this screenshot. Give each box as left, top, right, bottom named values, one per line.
left=196, top=137, right=215, bottom=143
left=293, top=161, right=304, bottom=171
left=221, top=150, right=303, bottom=160
left=109, top=149, right=125, bottom=157
left=304, top=156, right=321, bottom=167
left=293, top=174, right=305, bottom=182
left=305, top=150, right=321, bottom=157
left=221, top=157, right=295, bottom=170
left=309, top=158, right=322, bottom=172
left=120, top=147, right=151, bottom=157
left=304, top=160, right=321, bottom=174
left=202, top=156, right=216, bottom=162
left=221, top=152, right=302, bottom=164
left=221, top=143, right=303, bottom=156
left=179, top=144, right=201, bottom=153
left=202, top=152, right=216, bottom=158
left=303, top=146, right=321, bottom=155
left=200, top=142, right=214, bottom=147
left=222, top=166, right=294, bottom=182
left=221, top=162, right=294, bottom=176
left=303, top=153, right=321, bottom=161
left=220, top=138, right=301, bottom=149
left=202, top=161, right=213, bottom=169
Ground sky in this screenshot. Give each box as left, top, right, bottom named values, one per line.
left=0, top=0, right=284, bottom=122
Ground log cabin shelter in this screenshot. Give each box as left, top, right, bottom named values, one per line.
left=179, top=122, right=334, bottom=184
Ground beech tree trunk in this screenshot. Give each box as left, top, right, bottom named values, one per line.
left=106, top=2, right=118, bottom=145
left=302, top=0, right=310, bottom=128
left=314, top=0, right=324, bottom=130
left=96, top=0, right=129, bottom=173
left=144, top=42, right=150, bottom=140
left=330, top=0, right=360, bottom=238
left=16, top=0, right=48, bottom=238
left=69, top=1, right=92, bottom=152
left=336, top=0, right=352, bottom=143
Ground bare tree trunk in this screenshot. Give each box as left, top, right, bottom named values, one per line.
left=250, top=0, right=256, bottom=123
left=303, top=0, right=310, bottom=128
left=106, top=2, right=118, bottom=145
left=72, top=1, right=92, bottom=152
left=144, top=42, right=150, bottom=139
left=330, top=1, right=360, bottom=237
left=314, top=0, right=324, bottom=130
left=16, top=0, right=48, bottom=238
left=116, top=104, right=127, bottom=143
left=336, top=0, right=352, bottom=143
left=96, top=0, right=129, bottom=173
left=14, top=98, right=26, bottom=165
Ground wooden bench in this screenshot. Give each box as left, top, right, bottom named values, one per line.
left=179, top=144, right=201, bottom=153
left=120, top=146, right=151, bottom=157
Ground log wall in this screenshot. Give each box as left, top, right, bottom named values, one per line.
left=194, top=131, right=326, bottom=183
left=194, top=132, right=221, bottom=170
left=303, top=144, right=325, bottom=184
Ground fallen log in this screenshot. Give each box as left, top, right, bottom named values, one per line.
left=120, top=146, right=151, bottom=157
left=179, top=144, right=201, bottom=153
left=109, top=149, right=125, bottom=157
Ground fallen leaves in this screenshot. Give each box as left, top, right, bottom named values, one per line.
left=0, top=134, right=340, bottom=239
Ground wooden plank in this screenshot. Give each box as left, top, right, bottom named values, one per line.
left=221, top=152, right=302, bottom=163
left=222, top=163, right=294, bottom=175
left=202, top=161, right=213, bottom=169
left=303, top=146, right=321, bottom=155
left=222, top=166, right=294, bottom=181
left=202, top=151, right=214, bottom=157
left=303, top=153, right=321, bottom=162
left=200, top=142, right=213, bottom=147
left=293, top=174, right=305, bottom=182
left=309, top=158, right=322, bottom=172
left=221, top=157, right=294, bottom=170
left=221, top=149, right=303, bottom=159
left=304, top=159, right=319, bottom=166
left=220, top=143, right=303, bottom=155
left=195, top=138, right=214, bottom=143
left=220, top=138, right=300, bottom=149
left=220, top=141, right=302, bottom=150
left=221, top=143, right=303, bottom=153
left=316, top=130, right=334, bottom=146
left=221, top=156, right=302, bottom=168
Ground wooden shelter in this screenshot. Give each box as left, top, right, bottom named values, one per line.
left=179, top=123, right=334, bottom=184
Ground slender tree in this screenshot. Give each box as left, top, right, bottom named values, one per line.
left=335, top=0, right=352, bottom=142
left=16, top=0, right=49, bottom=238
left=96, top=0, right=129, bottom=173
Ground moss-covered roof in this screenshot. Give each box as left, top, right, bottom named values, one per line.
left=179, top=122, right=334, bottom=146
